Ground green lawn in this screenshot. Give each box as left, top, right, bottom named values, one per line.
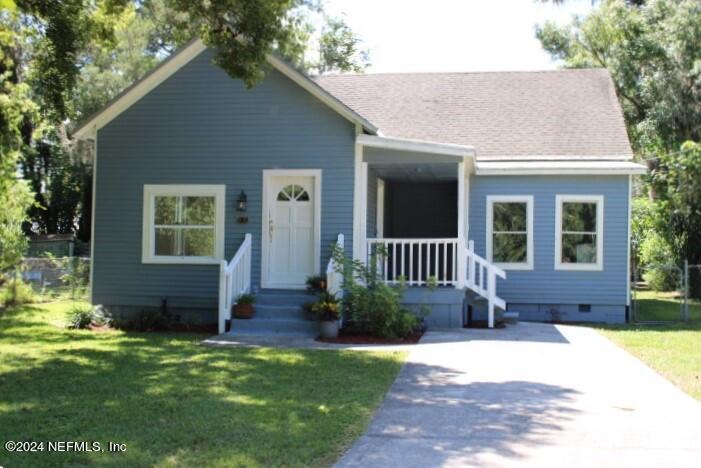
left=599, top=291, right=701, bottom=401
left=633, top=289, right=701, bottom=322
left=0, top=302, right=405, bottom=467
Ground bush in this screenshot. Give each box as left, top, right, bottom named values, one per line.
left=66, top=305, right=95, bottom=329
left=124, top=309, right=171, bottom=332
left=0, top=278, right=35, bottom=307
left=331, top=247, right=421, bottom=339
left=639, top=232, right=678, bottom=291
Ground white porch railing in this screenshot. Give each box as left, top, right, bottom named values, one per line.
left=218, top=233, right=252, bottom=333
left=326, top=234, right=345, bottom=297
left=366, top=238, right=459, bottom=286
left=464, top=240, right=507, bottom=328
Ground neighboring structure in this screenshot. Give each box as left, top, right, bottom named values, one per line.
left=27, top=233, right=76, bottom=258
left=74, top=40, right=645, bottom=332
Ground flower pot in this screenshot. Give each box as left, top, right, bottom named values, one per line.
left=232, top=303, right=255, bottom=319
left=320, top=320, right=339, bottom=339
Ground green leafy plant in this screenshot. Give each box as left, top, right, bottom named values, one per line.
left=309, top=291, right=341, bottom=321
left=0, top=277, right=34, bottom=307
left=66, top=305, right=94, bottom=329
left=235, top=293, right=256, bottom=305
left=330, top=245, right=419, bottom=339
left=305, top=275, right=326, bottom=294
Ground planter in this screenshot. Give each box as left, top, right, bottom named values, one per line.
left=232, top=303, right=255, bottom=319
left=319, top=319, right=339, bottom=339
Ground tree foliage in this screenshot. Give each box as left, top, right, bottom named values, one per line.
left=537, top=0, right=701, bottom=154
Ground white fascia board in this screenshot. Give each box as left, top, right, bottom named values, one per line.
left=73, top=40, right=208, bottom=139
left=357, top=134, right=475, bottom=158
left=475, top=160, right=647, bottom=176
left=266, top=55, right=378, bottom=134
left=477, top=154, right=634, bottom=162
left=73, top=40, right=378, bottom=140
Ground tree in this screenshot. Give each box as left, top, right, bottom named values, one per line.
left=314, top=15, right=369, bottom=75
left=537, top=0, right=701, bottom=155
left=650, top=141, right=701, bottom=297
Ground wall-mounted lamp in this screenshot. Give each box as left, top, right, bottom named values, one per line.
left=236, top=190, right=248, bottom=212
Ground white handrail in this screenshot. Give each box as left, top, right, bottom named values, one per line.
left=464, top=240, right=506, bottom=328
left=366, top=238, right=459, bottom=286
left=326, top=234, right=344, bottom=297
left=218, top=233, right=252, bottom=334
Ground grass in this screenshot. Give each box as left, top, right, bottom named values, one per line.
left=0, top=301, right=405, bottom=467
left=598, top=290, right=701, bottom=401
left=633, top=289, right=701, bottom=322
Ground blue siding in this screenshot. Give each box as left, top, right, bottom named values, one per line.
left=469, top=175, right=629, bottom=319
left=93, top=49, right=356, bottom=313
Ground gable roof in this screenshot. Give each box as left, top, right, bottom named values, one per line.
left=314, top=69, right=634, bottom=160
left=72, top=40, right=378, bottom=139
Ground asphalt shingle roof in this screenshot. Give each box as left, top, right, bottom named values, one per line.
left=314, top=69, right=633, bottom=159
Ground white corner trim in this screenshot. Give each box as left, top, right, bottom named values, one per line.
left=89, top=134, right=97, bottom=303
left=353, top=127, right=365, bottom=261
left=486, top=195, right=534, bottom=271
left=554, top=194, right=604, bottom=271
left=357, top=134, right=476, bottom=158
left=141, top=184, right=226, bottom=264
left=475, top=160, right=647, bottom=176
left=74, top=40, right=378, bottom=140
left=260, top=169, right=322, bottom=288
left=626, top=175, right=632, bottom=308
left=74, top=40, right=207, bottom=139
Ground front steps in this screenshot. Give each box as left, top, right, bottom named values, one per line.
left=465, top=290, right=519, bottom=326
left=229, top=289, right=319, bottom=337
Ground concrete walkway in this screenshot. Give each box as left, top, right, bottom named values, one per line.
left=335, top=323, right=701, bottom=468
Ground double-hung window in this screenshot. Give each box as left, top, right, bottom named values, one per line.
left=486, top=195, right=534, bottom=270
left=555, top=195, right=603, bottom=270
left=142, top=185, right=225, bottom=264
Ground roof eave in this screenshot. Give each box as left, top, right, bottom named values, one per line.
left=357, top=134, right=475, bottom=158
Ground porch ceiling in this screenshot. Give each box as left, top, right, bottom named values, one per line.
left=370, top=162, right=458, bottom=181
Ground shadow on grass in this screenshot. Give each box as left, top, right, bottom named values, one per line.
left=0, top=304, right=404, bottom=467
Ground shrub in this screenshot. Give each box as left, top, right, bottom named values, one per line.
left=127, top=309, right=171, bottom=331
left=331, top=247, right=421, bottom=339
left=66, top=305, right=95, bottom=329
left=639, top=232, right=678, bottom=291
left=0, top=278, right=35, bottom=307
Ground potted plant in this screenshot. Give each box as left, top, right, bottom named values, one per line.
left=311, top=291, right=341, bottom=338
left=232, top=293, right=256, bottom=319
left=305, top=275, right=326, bottom=294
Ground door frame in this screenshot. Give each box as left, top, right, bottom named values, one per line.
left=261, top=169, right=322, bottom=289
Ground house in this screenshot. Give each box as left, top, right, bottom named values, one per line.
left=73, top=40, right=646, bottom=334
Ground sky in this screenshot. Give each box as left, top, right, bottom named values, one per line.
left=323, top=0, right=594, bottom=73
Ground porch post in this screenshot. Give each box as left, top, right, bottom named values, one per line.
left=456, top=160, right=466, bottom=288
left=352, top=127, right=367, bottom=263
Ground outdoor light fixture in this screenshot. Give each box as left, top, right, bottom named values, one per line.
left=236, top=190, right=248, bottom=212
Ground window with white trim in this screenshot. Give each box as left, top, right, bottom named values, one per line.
left=555, top=195, right=603, bottom=271
left=486, top=195, right=534, bottom=270
left=142, top=185, right=225, bottom=264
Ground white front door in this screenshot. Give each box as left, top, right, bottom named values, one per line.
left=262, top=172, right=320, bottom=288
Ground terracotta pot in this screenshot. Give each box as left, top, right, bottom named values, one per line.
left=320, top=320, right=339, bottom=339
left=232, top=303, right=255, bottom=319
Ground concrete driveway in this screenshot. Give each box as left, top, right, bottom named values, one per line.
left=335, top=323, right=701, bottom=467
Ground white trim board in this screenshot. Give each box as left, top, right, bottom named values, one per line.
left=376, top=178, right=385, bottom=238
left=260, top=169, right=322, bottom=289
left=141, top=184, right=226, bottom=264
left=475, top=160, right=646, bottom=176
left=554, top=194, right=604, bottom=271
left=357, top=134, right=475, bottom=159
left=486, top=195, right=534, bottom=271
left=73, top=40, right=378, bottom=140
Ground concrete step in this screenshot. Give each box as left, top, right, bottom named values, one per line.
left=230, top=317, right=318, bottom=337
left=254, top=304, right=309, bottom=320
left=501, top=311, right=519, bottom=324
left=255, top=289, right=312, bottom=307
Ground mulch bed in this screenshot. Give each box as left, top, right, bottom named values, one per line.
left=316, top=329, right=424, bottom=345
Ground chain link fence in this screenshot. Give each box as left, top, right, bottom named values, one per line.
left=1, top=257, right=91, bottom=303
left=631, top=262, right=701, bottom=323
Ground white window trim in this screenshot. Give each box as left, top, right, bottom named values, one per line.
left=142, top=184, right=225, bottom=264
left=486, top=195, right=534, bottom=271
left=554, top=194, right=604, bottom=271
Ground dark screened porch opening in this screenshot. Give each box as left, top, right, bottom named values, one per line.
left=367, top=161, right=461, bottom=286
